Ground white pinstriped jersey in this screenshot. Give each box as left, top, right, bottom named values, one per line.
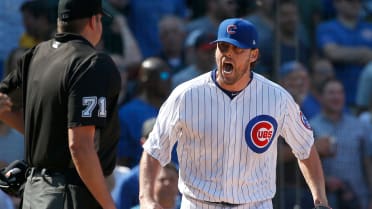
left=143, top=71, right=314, bottom=204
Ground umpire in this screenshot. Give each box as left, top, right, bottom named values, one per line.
left=0, top=0, right=121, bottom=209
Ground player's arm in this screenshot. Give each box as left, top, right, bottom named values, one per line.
left=0, top=93, right=24, bottom=134
left=139, top=151, right=163, bottom=209
left=68, top=125, right=116, bottom=209
left=298, top=145, right=329, bottom=207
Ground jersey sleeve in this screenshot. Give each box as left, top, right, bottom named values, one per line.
left=142, top=90, right=183, bottom=166
left=280, top=94, right=314, bottom=160
left=67, top=53, right=121, bottom=128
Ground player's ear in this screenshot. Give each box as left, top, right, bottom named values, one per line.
left=87, top=15, right=99, bottom=30
left=249, top=48, right=259, bottom=63
left=140, top=136, right=146, bottom=145
left=249, top=48, right=259, bottom=62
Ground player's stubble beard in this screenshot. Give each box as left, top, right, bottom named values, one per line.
left=216, top=56, right=251, bottom=89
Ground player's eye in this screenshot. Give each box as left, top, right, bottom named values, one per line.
left=217, top=42, right=229, bottom=53
left=218, top=42, right=244, bottom=54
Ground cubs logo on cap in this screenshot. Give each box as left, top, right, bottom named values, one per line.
left=213, top=18, right=258, bottom=49
left=227, top=24, right=238, bottom=34
left=245, top=115, right=278, bottom=153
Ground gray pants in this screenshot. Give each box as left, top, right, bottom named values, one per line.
left=21, top=169, right=101, bottom=209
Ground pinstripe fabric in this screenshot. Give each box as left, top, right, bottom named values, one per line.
left=181, top=195, right=273, bottom=209
left=143, top=71, right=314, bottom=206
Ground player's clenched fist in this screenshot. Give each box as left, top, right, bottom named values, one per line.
left=0, top=93, right=13, bottom=114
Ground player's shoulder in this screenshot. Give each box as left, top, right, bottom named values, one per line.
left=253, top=73, right=292, bottom=96
left=87, top=52, right=120, bottom=76
left=166, top=72, right=212, bottom=104
left=172, top=72, right=211, bottom=93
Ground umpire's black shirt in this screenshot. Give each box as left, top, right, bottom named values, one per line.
left=0, top=33, right=121, bottom=176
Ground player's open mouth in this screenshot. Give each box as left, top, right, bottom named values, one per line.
left=223, top=63, right=234, bottom=74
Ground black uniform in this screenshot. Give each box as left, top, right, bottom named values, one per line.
left=0, top=33, right=121, bottom=208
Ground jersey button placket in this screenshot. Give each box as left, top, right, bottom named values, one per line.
left=220, top=97, right=230, bottom=201
left=227, top=101, right=238, bottom=201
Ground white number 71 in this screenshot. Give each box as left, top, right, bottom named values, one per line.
left=82, top=96, right=107, bottom=118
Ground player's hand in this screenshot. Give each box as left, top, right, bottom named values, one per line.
left=314, top=199, right=331, bottom=209
left=140, top=199, right=164, bottom=209
left=0, top=93, right=13, bottom=114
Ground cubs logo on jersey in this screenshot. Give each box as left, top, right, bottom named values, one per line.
left=245, top=115, right=278, bottom=153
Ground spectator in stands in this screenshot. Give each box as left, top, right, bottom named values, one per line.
left=19, top=0, right=55, bottom=48
left=297, top=0, right=323, bottom=47
left=316, top=0, right=372, bottom=107
left=275, top=60, right=317, bottom=209
left=0, top=121, right=24, bottom=168
left=99, top=1, right=142, bottom=71
left=114, top=118, right=157, bottom=209
left=105, top=0, right=128, bottom=13
left=157, top=15, right=187, bottom=75
left=244, top=0, right=274, bottom=51
left=0, top=190, right=14, bottom=209
left=301, top=58, right=335, bottom=119
left=356, top=62, right=372, bottom=114
left=310, top=78, right=372, bottom=209
left=278, top=61, right=310, bottom=106
left=186, top=0, right=237, bottom=35
left=172, top=30, right=216, bottom=88
left=0, top=47, right=25, bottom=168
left=116, top=117, right=179, bottom=209
left=0, top=0, right=25, bottom=79
left=117, top=58, right=171, bottom=168
left=125, top=0, right=188, bottom=58
left=258, top=0, right=311, bottom=79
left=131, top=163, right=179, bottom=209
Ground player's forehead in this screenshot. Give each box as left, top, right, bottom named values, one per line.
left=217, top=41, right=242, bottom=49
left=216, top=41, right=248, bottom=54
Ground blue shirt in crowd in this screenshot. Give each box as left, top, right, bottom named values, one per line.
left=316, top=19, right=372, bottom=106
left=126, top=0, right=188, bottom=58
left=118, top=98, right=159, bottom=168
left=310, top=113, right=372, bottom=209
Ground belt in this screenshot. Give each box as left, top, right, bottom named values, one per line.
left=204, top=200, right=243, bottom=207
left=184, top=194, right=243, bottom=207
left=27, top=167, right=85, bottom=186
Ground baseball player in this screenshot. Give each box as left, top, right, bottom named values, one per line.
left=139, top=18, right=331, bottom=209
left=0, top=0, right=120, bottom=208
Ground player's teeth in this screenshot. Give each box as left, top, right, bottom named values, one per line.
left=223, top=63, right=233, bottom=73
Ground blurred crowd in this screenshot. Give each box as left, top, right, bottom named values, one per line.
left=1, top=0, right=372, bottom=209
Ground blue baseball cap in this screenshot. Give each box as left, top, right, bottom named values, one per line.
left=279, top=61, right=306, bottom=79
left=213, top=18, right=258, bottom=49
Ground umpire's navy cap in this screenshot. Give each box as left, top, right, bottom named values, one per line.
left=58, top=0, right=111, bottom=21
left=213, top=18, right=258, bottom=49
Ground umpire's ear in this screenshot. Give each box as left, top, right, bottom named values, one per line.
left=249, top=48, right=259, bottom=63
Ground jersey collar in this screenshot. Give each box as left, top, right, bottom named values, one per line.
left=211, top=69, right=254, bottom=99
left=54, top=33, right=94, bottom=48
